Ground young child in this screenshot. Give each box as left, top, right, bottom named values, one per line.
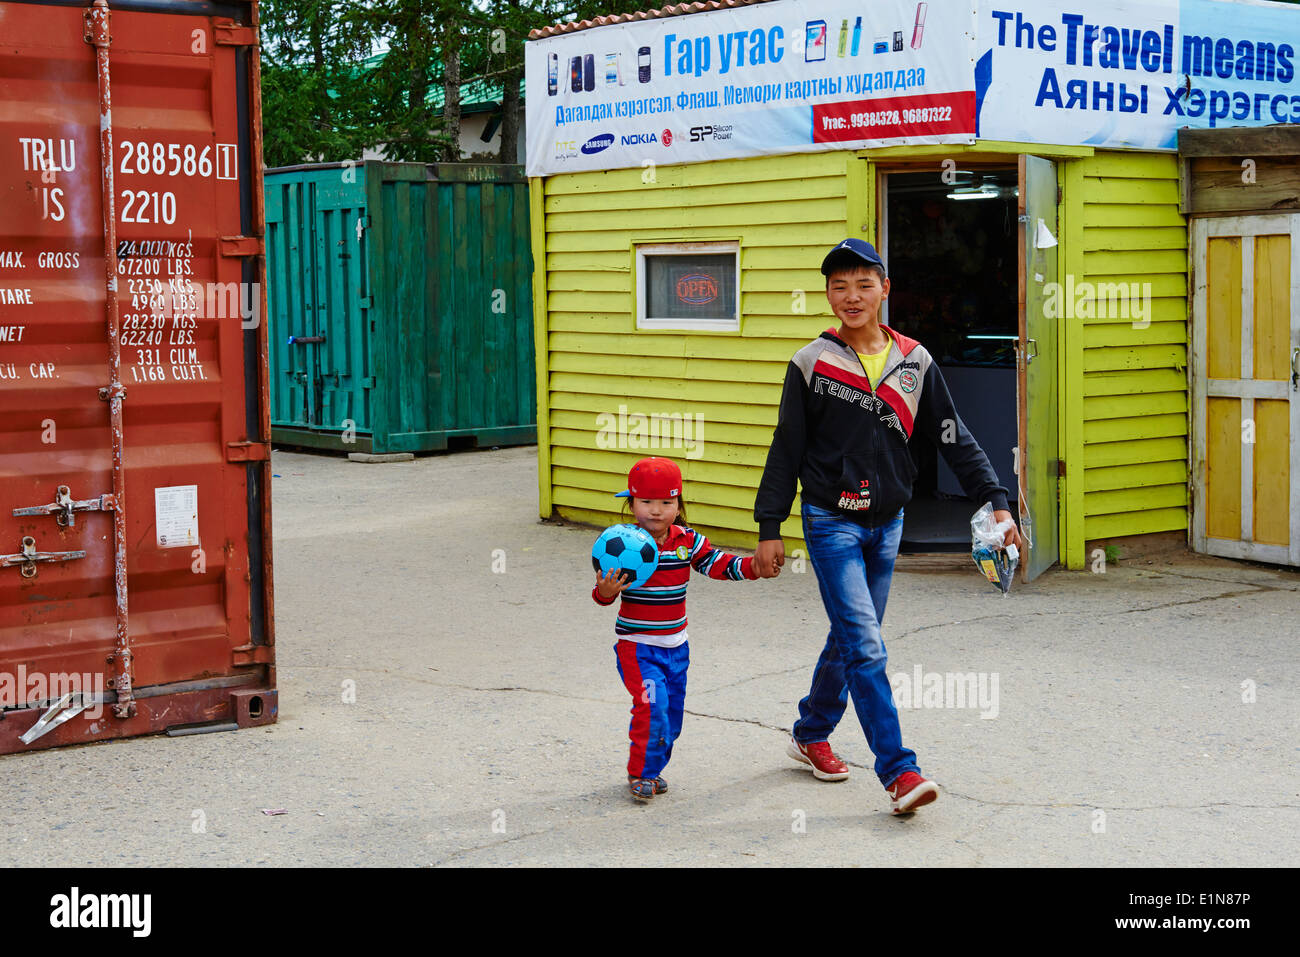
left=594, top=456, right=776, bottom=801
left=753, top=238, right=1022, bottom=814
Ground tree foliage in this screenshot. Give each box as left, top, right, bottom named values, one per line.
left=260, top=0, right=657, bottom=168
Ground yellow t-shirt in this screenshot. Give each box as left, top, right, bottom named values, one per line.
left=857, top=344, right=890, bottom=386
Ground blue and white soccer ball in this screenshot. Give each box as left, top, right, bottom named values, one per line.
left=591, top=524, right=660, bottom=589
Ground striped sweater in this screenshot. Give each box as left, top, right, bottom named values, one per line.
left=592, top=524, right=758, bottom=647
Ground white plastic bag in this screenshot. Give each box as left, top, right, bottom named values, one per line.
left=970, top=502, right=1018, bottom=596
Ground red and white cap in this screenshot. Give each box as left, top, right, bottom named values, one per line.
left=615, top=457, right=682, bottom=499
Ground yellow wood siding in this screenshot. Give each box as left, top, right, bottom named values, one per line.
left=533, top=144, right=1197, bottom=568
left=537, top=152, right=853, bottom=548
left=1075, top=151, right=1189, bottom=551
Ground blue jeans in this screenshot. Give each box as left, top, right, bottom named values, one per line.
left=793, top=503, right=919, bottom=787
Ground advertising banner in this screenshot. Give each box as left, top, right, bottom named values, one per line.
left=976, top=0, right=1300, bottom=150
left=525, top=0, right=978, bottom=177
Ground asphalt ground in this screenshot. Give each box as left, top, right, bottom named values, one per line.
left=4, top=445, right=1298, bottom=868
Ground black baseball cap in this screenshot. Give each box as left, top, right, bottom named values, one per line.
left=821, top=238, right=886, bottom=276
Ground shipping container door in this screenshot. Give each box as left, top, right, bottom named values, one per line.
left=1018, top=155, right=1060, bottom=580
left=312, top=174, right=372, bottom=434
left=1190, top=214, right=1299, bottom=566
left=0, top=1, right=272, bottom=749
left=267, top=176, right=322, bottom=428
left=437, top=168, right=534, bottom=441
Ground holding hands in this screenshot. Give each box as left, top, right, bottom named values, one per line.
left=755, top=540, right=784, bottom=579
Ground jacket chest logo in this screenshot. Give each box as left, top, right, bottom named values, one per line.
left=814, top=375, right=883, bottom=412
left=898, top=369, right=918, bottom=393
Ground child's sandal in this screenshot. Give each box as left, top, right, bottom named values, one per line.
left=628, top=774, right=667, bottom=795
left=628, top=777, right=660, bottom=801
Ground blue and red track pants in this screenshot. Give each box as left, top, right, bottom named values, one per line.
left=614, top=639, right=689, bottom=780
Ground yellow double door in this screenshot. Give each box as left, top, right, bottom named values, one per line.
left=1191, top=214, right=1299, bottom=566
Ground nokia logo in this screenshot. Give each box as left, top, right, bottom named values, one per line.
left=621, top=132, right=658, bottom=145
left=581, top=134, right=614, bottom=154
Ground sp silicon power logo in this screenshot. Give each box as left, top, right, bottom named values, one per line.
left=689, top=124, right=734, bottom=142
left=581, top=133, right=614, bottom=155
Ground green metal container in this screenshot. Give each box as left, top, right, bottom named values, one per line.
left=265, top=162, right=536, bottom=453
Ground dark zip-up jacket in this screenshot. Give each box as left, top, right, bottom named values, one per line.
left=754, top=325, right=1010, bottom=540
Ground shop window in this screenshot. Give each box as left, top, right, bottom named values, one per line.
left=635, top=242, right=739, bottom=331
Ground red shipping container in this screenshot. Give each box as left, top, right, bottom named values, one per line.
left=0, top=0, right=275, bottom=752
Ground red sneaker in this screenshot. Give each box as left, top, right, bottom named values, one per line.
left=787, top=737, right=850, bottom=781
left=887, top=772, right=939, bottom=814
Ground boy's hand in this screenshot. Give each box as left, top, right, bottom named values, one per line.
left=992, top=509, right=1023, bottom=550
left=595, top=568, right=632, bottom=600
left=756, top=539, right=785, bottom=578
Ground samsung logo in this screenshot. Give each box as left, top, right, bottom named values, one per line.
left=581, top=133, right=615, bottom=155
left=621, top=132, right=658, bottom=145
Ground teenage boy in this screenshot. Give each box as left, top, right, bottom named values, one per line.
left=753, top=238, right=1022, bottom=814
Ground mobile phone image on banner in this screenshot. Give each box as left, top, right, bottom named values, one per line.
left=548, top=52, right=558, bottom=96
left=583, top=53, right=595, bottom=91
left=912, top=2, right=928, bottom=49
left=805, top=20, right=827, bottom=62
left=638, top=45, right=651, bottom=82
left=570, top=56, right=582, bottom=93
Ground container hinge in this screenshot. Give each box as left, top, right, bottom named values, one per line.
left=1057, top=459, right=1066, bottom=477
left=13, top=486, right=115, bottom=527
left=358, top=295, right=373, bottom=310
left=1, top=537, right=87, bottom=579
left=220, top=235, right=264, bottom=257
left=231, top=644, right=274, bottom=666
left=226, top=441, right=271, bottom=463
left=361, top=377, right=376, bottom=389
left=214, top=20, right=258, bottom=46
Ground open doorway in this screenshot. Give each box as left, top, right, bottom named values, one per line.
left=880, top=167, right=1021, bottom=551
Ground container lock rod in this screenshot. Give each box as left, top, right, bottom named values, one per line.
left=13, top=486, right=116, bottom=528
left=1, top=538, right=88, bottom=579
left=86, top=0, right=136, bottom=719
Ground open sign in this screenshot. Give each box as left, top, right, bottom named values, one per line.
left=676, top=273, right=718, bottom=304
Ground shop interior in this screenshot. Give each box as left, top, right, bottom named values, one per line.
left=880, top=168, right=1021, bottom=552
